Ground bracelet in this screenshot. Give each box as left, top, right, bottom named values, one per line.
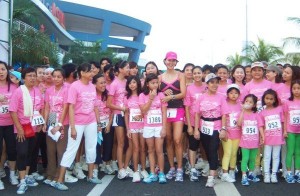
left=172, top=95, right=175, bottom=100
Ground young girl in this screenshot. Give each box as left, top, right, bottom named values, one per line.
left=124, top=76, right=148, bottom=182
left=10, top=71, right=22, bottom=86
left=259, top=89, right=284, bottom=183
left=139, top=73, right=167, bottom=184
left=221, top=84, right=242, bottom=182
left=237, top=94, right=264, bottom=186
left=129, top=61, right=139, bottom=76
left=284, top=79, right=300, bottom=183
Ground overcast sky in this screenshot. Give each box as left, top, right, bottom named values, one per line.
left=64, top=0, right=300, bottom=69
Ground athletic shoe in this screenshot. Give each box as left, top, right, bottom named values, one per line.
left=104, top=165, right=115, bottom=175
left=111, top=161, right=119, bottom=172
left=73, top=166, right=86, bottom=179
left=205, top=176, right=215, bottom=187
left=158, top=172, right=167, bottom=184
left=166, top=169, right=176, bottom=180
left=248, top=173, right=260, bottom=182
left=99, top=164, right=106, bottom=172
left=50, top=180, right=56, bottom=187
left=25, top=176, right=38, bottom=186
left=93, top=169, right=98, bottom=178
left=217, top=167, right=223, bottom=179
left=154, top=166, right=160, bottom=175
left=82, top=162, right=88, bottom=172
left=143, top=173, right=158, bottom=183
left=132, top=171, right=141, bottom=183
left=10, top=174, right=19, bottom=185
left=286, top=173, right=295, bottom=183
left=241, top=175, right=249, bottom=186
left=126, top=167, right=134, bottom=178
left=54, top=182, right=68, bottom=191
left=253, top=166, right=262, bottom=176
left=16, top=182, right=28, bottom=194
left=221, top=173, right=236, bottom=183
left=185, top=162, right=191, bottom=175
left=190, top=168, right=199, bottom=182
left=140, top=170, right=149, bottom=179
left=64, top=172, right=78, bottom=183
left=175, top=169, right=184, bottom=182
left=264, top=173, right=270, bottom=183
left=118, top=168, right=128, bottom=180
left=31, top=172, right=44, bottom=181
left=201, top=164, right=210, bottom=177
left=229, top=170, right=235, bottom=180
left=195, top=159, right=208, bottom=170
left=0, top=169, right=6, bottom=178
left=0, top=180, right=4, bottom=190
left=271, top=173, right=278, bottom=183
left=43, top=179, right=52, bottom=185
left=295, top=172, right=300, bottom=183
left=87, top=177, right=102, bottom=184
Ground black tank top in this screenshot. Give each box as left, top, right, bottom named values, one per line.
left=160, top=75, right=184, bottom=108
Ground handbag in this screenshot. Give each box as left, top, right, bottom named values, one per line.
left=22, top=123, right=35, bottom=138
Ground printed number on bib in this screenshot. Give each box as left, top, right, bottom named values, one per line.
left=229, top=113, right=237, bottom=127
left=31, top=111, right=45, bottom=126
left=0, top=105, right=9, bottom=114
left=243, top=126, right=257, bottom=135
left=100, top=115, right=109, bottom=129
left=167, top=109, right=177, bottom=118
left=147, top=109, right=162, bottom=124
left=130, top=109, right=143, bottom=122
left=290, top=110, right=300, bottom=125
left=266, top=119, right=281, bottom=130
left=201, top=120, right=214, bottom=136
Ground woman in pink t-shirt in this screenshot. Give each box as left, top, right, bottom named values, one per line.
left=231, top=65, right=246, bottom=94
left=216, top=64, right=230, bottom=97
left=103, top=64, right=115, bottom=91
left=0, top=61, right=18, bottom=189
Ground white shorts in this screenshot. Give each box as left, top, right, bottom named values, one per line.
left=143, top=126, right=162, bottom=138
left=130, top=128, right=143, bottom=134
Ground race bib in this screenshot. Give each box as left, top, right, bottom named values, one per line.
left=129, top=109, right=143, bottom=122
left=147, top=109, right=162, bottom=124
left=290, top=110, right=300, bottom=126
left=31, top=111, right=45, bottom=126
left=100, top=115, right=109, bottom=129
left=229, top=113, right=238, bottom=127
left=243, top=126, right=257, bottom=135
left=167, top=108, right=177, bottom=118
left=0, top=105, right=9, bottom=114
left=201, top=120, right=214, bottom=136
left=265, top=118, right=281, bottom=131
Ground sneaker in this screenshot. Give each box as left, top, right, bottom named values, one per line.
left=132, top=171, right=141, bottom=183
left=118, top=168, right=128, bottom=180
left=241, top=175, right=249, bottom=186
left=264, top=173, right=270, bottom=183
left=166, top=169, right=176, bottom=180
left=286, top=173, right=295, bottom=183
left=17, top=182, right=28, bottom=194
left=205, top=176, right=215, bottom=187
left=217, top=167, right=223, bottom=179
left=126, top=167, right=134, bottom=178
left=10, top=175, right=19, bottom=185
left=111, top=161, right=119, bottom=172
left=82, top=162, right=88, bottom=172
left=87, top=177, right=102, bottom=184
left=185, top=163, right=191, bottom=175
left=295, top=172, right=300, bottom=183
left=195, top=159, right=207, bottom=170
left=50, top=180, right=56, bottom=187
left=154, top=166, right=160, bottom=175
left=99, top=164, right=106, bottom=172
left=25, top=176, right=38, bottom=186
left=93, top=169, right=98, bottom=178
left=143, top=173, right=158, bottom=183
left=54, top=182, right=68, bottom=191
left=229, top=170, right=235, bottom=180
left=0, top=169, right=6, bottom=178
left=253, top=166, right=262, bottom=176
left=175, top=170, right=184, bottom=182
left=190, top=168, right=199, bottom=182
left=31, top=172, right=44, bottom=181
left=140, top=170, right=149, bottom=179
left=104, top=165, right=115, bottom=175
left=158, top=172, right=167, bottom=184
left=221, top=173, right=236, bottom=183
left=73, top=166, right=86, bottom=179
left=65, top=172, right=78, bottom=183
left=43, top=179, right=52, bottom=185
left=0, top=180, right=4, bottom=190
left=201, top=164, right=210, bottom=177
left=248, top=173, right=260, bottom=182
left=271, top=173, right=278, bottom=183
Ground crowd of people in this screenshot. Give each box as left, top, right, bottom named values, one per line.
left=0, top=52, right=300, bottom=194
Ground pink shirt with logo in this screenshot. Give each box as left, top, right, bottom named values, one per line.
left=217, top=83, right=228, bottom=97
left=184, top=83, right=206, bottom=127
left=108, top=77, right=127, bottom=115
left=45, top=84, right=69, bottom=125
left=259, top=106, right=284, bottom=145
left=283, top=99, right=300, bottom=133
left=125, top=95, right=144, bottom=129
left=139, top=92, right=167, bottom=127
left=96, top=94, right=111, bottom=129
left=0, top=84, right=18, bottom=126
left=239, top=112, right=263, bottom=149
left=197, top=93, right=229, bottom=131
left=226, top=102, right=242, bottom=139
left=277, top=83, right=290, bottom=105
left=67, top=80, right=97, bottom=125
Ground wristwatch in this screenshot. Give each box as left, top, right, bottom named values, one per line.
left=221, top=126, right=226, bottom=131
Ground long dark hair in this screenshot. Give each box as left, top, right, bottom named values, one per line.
left=231, top=64, right=246, bottom=85
left=289, top=79, right=300, bottom=101
left=114, top=60, right=128, bottom=73
left=126, top=75, right=142, bottom=99
left=77, top=63, right=91, bottom=79
left=0, top=61, right=12, bottom=92
left=243, top=94, right=258, bottom=113
left=103, top=64, right=115, bottom=81
left=143, top=73, right=160, bottom=95
left=144, top=61, right=159, bottom=76
left=92, top=73, right=108, bottom=101
left=262, top=89, right=279, bottom=107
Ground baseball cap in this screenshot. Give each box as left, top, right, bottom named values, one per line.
left=266, top=65, right=282, bottom=75
left=205, top=73, right=220, bottom=83
left=227, top=83, right=240, bottom=93
left=165, top=51, right=178, bottom=61
left=10, top=71, right=22, bottom=81
left=251, top=62, right=264, bottom=69
left=45, top=67, right=54, bottom=73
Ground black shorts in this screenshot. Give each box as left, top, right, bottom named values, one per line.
left=112, top=114, right=125, bottom=128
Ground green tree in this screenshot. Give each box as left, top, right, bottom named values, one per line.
left=283, top=17, right=300, bottom=65
left=13, top=0, right=39, bottom=24
left=226, top=53, right=246, bottom=67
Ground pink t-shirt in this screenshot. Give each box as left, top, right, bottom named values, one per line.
left=96, top=94, right=111, bottom=129
left=226, top=102, right=242, bottom=139
left=139, top=92, right=167, bottom=127
left=259, top=106, right=284, bottom=145
left=239, top=112, right=263, bottom=149
left=217, top=83, right=228, bottom=97
left=9, top=86, right=44, bottom=125
left=184, top=83, right=206, bottom=127
left=0, top=84, right=18, bottom=126
left=125, top=95, right=144, bottom=129
left=197, top=93, right=229, bottom=131
left=277, top=83, right=290, bottom=105
left=283, top=99, right=300, bottom=133
left=108, top=77, right=127, bottom=115
left=45, top=84, right=69, bottom=125
left=67, top=80, right=97, bottom=125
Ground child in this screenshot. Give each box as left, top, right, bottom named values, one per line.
left=283, top=79, right=300, bottom=183
left=221, top=84, right=242, bottom=182
left=237, top=94, right=264, bottom=186
left=139, top=73, right=167, bottom=184
left=124, top=76, right=148, bottom=182
left=9, top=71, right=22, bottom=86
left=259, top=89, right=284, bottom=183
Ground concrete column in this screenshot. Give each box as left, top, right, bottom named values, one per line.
left=0, top=0, right=10, bottom=64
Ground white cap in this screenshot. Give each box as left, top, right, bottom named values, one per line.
left=205, top=73, right=220, bottom=83
left=251, top=62, right=264, bottom=69
left=227, top=83, right=240, bottom=92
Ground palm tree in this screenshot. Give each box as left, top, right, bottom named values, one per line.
left=283, top=17, right=300, bottom=65
left=13, top=0, right=39, bottom=24
left=226, top=53, right=247, bottom=67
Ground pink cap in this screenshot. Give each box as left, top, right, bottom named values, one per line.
left=165, top=51, right=178, bottom=61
